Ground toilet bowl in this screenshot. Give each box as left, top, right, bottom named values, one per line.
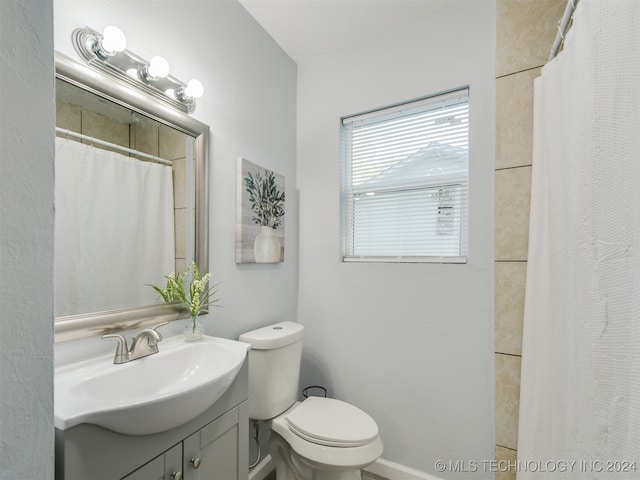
left=239, top=322, right=383, bottom=480
left=270, top=398, right=383, bottom=479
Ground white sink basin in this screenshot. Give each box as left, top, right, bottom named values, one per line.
left=55, top=335, right=249, bottom=435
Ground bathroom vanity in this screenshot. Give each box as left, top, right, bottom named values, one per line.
left=55, top=362, right=248, bottom=480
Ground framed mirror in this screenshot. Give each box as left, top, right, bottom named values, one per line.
left=54, top=51, right=209, bottom=343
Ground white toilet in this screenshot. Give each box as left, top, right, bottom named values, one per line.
left=239, top=321, right=383, bottom=480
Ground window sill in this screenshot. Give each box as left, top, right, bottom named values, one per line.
left=342, top=255, right=467, bottom=264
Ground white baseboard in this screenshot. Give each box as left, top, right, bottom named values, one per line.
left=365, top=457, right=443, bottom=480
left=249, top=455, right=274, bottom=480
left=248, top=454, right=441, bottom=480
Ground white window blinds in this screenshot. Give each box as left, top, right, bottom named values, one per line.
left=340, top=88, right=469, bottom=263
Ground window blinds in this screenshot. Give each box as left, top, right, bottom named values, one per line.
left=341, top=88, right=469, bottom=262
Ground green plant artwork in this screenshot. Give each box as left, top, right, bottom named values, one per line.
left=236, top=158, right=285, bottom=263
left=244, top=169, right=285, bottom=228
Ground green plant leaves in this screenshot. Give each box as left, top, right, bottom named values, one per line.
left=244, top=169, right=285, bottom=228
left=148, top=262, right=220, bottom=317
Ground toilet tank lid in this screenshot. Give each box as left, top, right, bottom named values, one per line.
left=239, top=321, right=304, bottom=350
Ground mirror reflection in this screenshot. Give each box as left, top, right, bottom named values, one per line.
left=55, top=79, right=196, bottom=320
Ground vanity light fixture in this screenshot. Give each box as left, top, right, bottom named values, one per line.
left=72, top=26, right=203, bottom=113
left=95, top=26, right=127, bottom=58
left=141, top=55, right=170, bottom=82
left=177, top=79, right=204, bottom=101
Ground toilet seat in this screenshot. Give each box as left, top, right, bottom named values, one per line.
left=287, top=397, right=379, bottom=447
left=271, top=400, right=384, bottom=471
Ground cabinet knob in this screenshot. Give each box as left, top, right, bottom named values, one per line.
left=170, top=472, right=183, bottom=480
left=190, top=457, right=201, bottom=469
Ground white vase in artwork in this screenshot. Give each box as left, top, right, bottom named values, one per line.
left=254, top=226, right=281, bottom=263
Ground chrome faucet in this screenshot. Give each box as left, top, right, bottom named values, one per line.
left=102, top=322, right=169, bottom=364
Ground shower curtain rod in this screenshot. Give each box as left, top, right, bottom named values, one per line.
left=55, top=127, right=172, bottom=166
left=548, top=0, right=580, bottom=61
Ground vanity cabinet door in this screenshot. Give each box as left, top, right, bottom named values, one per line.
left=121, top=444, right=182, bottom=480
left=183, top=407, right=241, bottom=480
left=163, top=444, right=184, bottom=480
left=121, top=455, right=164, bottom=480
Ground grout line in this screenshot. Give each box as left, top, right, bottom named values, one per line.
left=496, top=64, right=544, bottom=80
left=495, top=164, right=533, bottom=172
left=494, top=351, right=522, bottom=358
left=495, top=259, right=528, bottom=263
left=496, top=444, right=518, bottom=452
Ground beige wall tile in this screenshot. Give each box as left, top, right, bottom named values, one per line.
left=496, top=353, right=521, bottom=450
left=175, top=258, right=187, bottom=277
left=81, top=110, right=130, bottom=151
left=131, top=115, right=159, bottom=157
left=495, top=445, right=517, bottom=480
left=496, top=0, right=566, bottom=77
left=174, top=207, right=186, bottom=259
left=495, top=166, right=531, bottom=261
left=56, top=100, right=81, bottom=133
left=159, top=124, right=187, bottom=161
left=496, top=68, right=540, bottom=169
left=494, top=0, right=555, bottom=467
left=495, top=261, right=527, bottom=355
left=173, top=157, right=187, bottom=209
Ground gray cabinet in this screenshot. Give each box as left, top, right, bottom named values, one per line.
left=56, top=363, right=249, bottom=480
left=122, top=444, right=182, bottom=480
left=122, top=407, right=242, bottom=480
left=183, top=407, right=241, bottom=480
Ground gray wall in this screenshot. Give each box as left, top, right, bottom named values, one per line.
left=296, top=1, right=496, bottom=476
left=0, top=1, right=55, bottom=478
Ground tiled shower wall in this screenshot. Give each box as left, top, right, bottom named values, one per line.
left=56, top=100, right=188, bottom=274
left=494, top=1, right=565, bottom=478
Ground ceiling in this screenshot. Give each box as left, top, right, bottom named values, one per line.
left=238, top=0, right=453, bottom=64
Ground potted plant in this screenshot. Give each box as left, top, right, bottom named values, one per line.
left=244, top=169, right=285, bottom=262
left=150, top=262, right=220, bottom=341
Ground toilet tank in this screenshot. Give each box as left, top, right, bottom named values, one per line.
left=239, top=321, right=304, bottom=420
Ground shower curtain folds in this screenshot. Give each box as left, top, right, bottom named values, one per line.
left=518, top=0, right=640, bottom=478
left=54, top=137, right=175, bottom=317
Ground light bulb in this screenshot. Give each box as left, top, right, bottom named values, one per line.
left=148, top=56, right=170, bottom=79
left=184, top=79, right=204, bottom=99
left=101, top=26, right=126, bottom=54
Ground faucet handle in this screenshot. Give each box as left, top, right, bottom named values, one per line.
left=151, top=321, right=169, bottom=340
left=102, top=334, right=129, bottom=364
left=102, top=333, right=128, bottom=352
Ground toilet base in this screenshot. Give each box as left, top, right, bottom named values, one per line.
left=270, top=432, right=362, bottom=480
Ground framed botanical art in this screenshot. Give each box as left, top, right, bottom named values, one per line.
left=236, top=158, right=285, bottom=263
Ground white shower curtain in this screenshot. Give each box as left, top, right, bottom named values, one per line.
left=518, top=1, right=640, bottom=478
left=55, top=138, right=175, bottom=317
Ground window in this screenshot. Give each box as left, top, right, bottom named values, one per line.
left=340, top=88, right=469, bottom=263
